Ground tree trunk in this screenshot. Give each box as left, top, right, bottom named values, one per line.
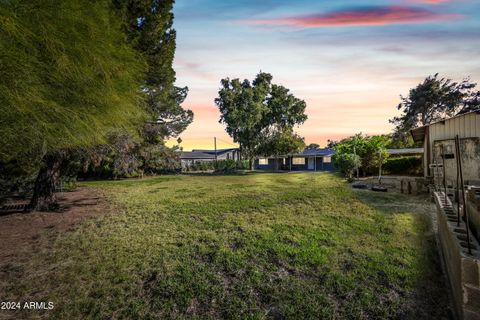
left=29, top=151, right=65, bottom=211
left=249, top=157, right=254, bottom=171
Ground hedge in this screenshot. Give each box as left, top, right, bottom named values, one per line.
left=383, top=156, right=422, bottom=176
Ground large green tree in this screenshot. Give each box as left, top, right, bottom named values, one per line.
left=113, top=0, right=193, bottom=144
left=390, top=74, right=480, bottom=144
left=0, top=0, right=147, bottom=209
left=215, top=72, right=307, bottom=169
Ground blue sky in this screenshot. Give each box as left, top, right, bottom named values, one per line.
left=171, top=0, right=480, bottom=150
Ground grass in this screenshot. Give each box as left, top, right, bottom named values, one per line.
left=2, top=173, right=448, bottom=319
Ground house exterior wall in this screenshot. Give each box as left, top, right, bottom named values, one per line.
left=255, top=156, right=335, bottom=171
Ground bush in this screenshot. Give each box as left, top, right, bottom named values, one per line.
left=185, top=160, right=249, bottom=173
left=332, top=153, right=361, bottom=180
left=383, top=156, right=422, bottom=176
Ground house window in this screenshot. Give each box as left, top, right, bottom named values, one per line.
left=292, top=157, right=305, bottom=165
left=259, top=158, right=268, bottom=165
left=323, top=156, right=332, bottom=163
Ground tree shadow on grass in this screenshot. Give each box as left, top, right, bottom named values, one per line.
left=353, top=189, right=454, bottom=319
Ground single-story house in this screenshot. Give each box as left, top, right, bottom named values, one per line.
left=254, top=148, right=335, bottom=171
left=180, top=148, right=240, bottom=168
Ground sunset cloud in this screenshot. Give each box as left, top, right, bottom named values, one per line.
left=409, top=0, right=451, bottom=4
left=242, top=6, right=461, bottom=28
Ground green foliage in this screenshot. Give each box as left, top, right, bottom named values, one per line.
left=186, top=161, right=214, bottom=172
left=257, top=127, right=305, bottom=157
left=332, top=153, right=360, bottom=180
left=2, top=173, right=449, bottom=319
left=215, top=72, right=307, bottom=161
left=333, top=134, right=390, bottom=177
left=79, top=131, right=182, bottom=179
left=113, top=0, right=193, bottom=142
left=306, top=143, right=320, bottom=150
left=185, top=160, right=249, bottom=173
left=0, top=0, right=147, bottom=164
left=383, top=156, right=423, bottom=176
left=214, top=159, right=249, bottom=173
left=139, top=143, right=181, bottom=174
left=390, top=74, right=480, bottom=143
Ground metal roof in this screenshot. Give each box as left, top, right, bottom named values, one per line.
left=190, top=148, right=238, bottom=156
left=386, top=148, right=423, bottom=155
left=410, top=110, right=480, bottom=142
left=180, top=151, right=216, bottom=160
left=297, top=148, right=335, bottom=156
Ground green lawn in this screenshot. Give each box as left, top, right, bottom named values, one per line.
left=3, top=173, right=448, bottom=319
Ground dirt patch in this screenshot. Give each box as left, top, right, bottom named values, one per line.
left=0, top=187, right=108, bottom=263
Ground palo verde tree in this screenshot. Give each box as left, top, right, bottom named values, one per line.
left=390, top=74, right=480, bottom=145
left=215, top=72, right=307, bottom=169
left=0, top=0, right=147, bottom=210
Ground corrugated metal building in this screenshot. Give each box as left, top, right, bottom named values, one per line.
left=411, top=110, right=480, bottom=244
left=411, top=111, right=480, bottom=181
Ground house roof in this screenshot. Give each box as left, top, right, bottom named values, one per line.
left=297, top=148, right=335, bottom=157
left=386, top=148, right=423, bottom=155
left=191, top=148, right=238, bottom=156
left=180, top=148, right=239, bottom=160
left=180, top=151, right=216, bottom=160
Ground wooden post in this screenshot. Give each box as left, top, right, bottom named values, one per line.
left=378, top=148, right=383, bottom=185
left=214, top=137, right=217, bottom=168
left=354, top=143, right=359, bottom=180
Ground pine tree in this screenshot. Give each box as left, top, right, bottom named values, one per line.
left=0, top=0, right=147, bottom=209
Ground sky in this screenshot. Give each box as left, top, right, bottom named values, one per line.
left=170, top=0, right=480, bottom=151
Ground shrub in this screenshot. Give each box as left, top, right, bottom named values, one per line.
left=185, top=160, right=249, bottom=173
left=332, top=153, right=361, bottom=180
left=383, top=156, right=422, bottom=176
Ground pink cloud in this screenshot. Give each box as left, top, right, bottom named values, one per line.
left=242, top=6, right=461, bottom=28
left=409, top=0, right=451, bottom=4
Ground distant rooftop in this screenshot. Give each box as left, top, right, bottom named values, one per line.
left=180, top=148, right=239, bottom=159
left=387, top=148, right=423, bottom=155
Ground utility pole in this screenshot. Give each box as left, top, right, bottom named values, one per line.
left=378, top=147, right=383, bottom=185
left=214, top=137, right=217, bottom=168
left=353, top=140, right=359, bottom=180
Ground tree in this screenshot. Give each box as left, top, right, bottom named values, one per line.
left=215, top=72, right=307, bottom=169
left=0, top=0, right=147, bottom=210
left=111, top=0, right=193, bottom=179
left=390, top=74, right=480, bottom=144
left=113, top=0, right=193, bottom=144
left=333, top=134, right=390, bottom=177
left=326, top=140, right=338, bottom=148
left=306, top=143, right=320, bottom=150
left=257, top=127, right=305, bottom=170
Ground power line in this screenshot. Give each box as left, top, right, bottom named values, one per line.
left=216, top=137, right=238, bottom=148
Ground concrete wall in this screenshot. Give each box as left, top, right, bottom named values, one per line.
left=432, top=138, right=480, bottom=186
left=359, top=176, right=426, bottom=194
left=434, top=192, right=480, bottom=319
